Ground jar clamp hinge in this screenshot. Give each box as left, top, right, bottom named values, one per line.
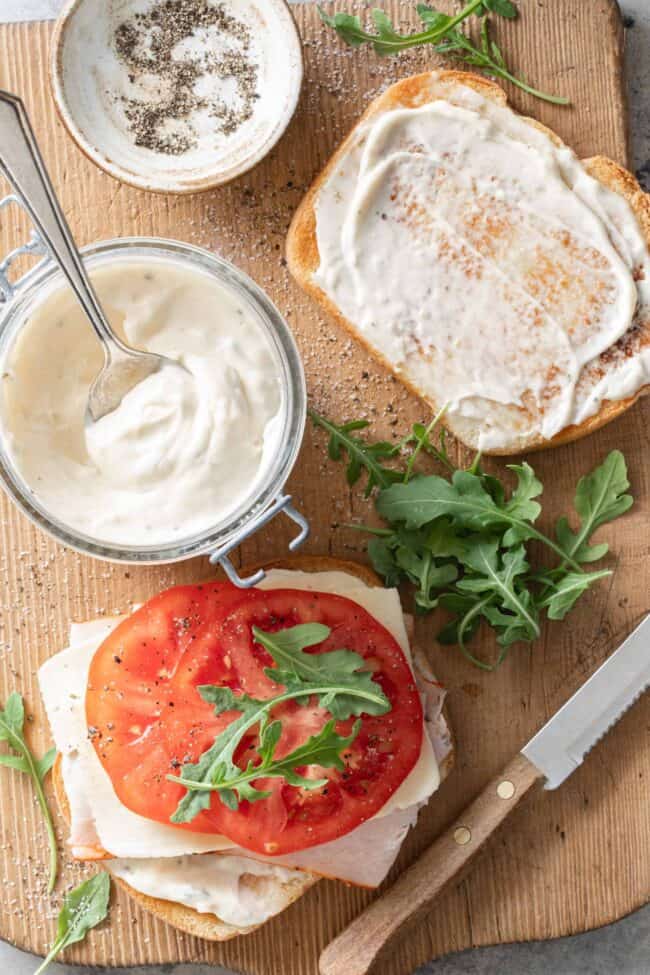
left=209, top=494, right=309, bottom=588
left=0, top=194, right=46, bottom=302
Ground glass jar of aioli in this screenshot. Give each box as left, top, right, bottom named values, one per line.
left=0, top=215, right=308, bottom=587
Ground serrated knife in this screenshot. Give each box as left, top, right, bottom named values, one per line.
left=320, top=614, right=650, bottom=975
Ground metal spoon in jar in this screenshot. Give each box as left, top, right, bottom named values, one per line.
left=0, top=90, right=182, bottom=422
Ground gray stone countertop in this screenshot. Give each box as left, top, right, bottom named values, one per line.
left=0, top=1, right=649, bottom=973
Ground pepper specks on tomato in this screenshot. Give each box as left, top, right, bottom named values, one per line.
left=86, top=583, right=423, bottom=856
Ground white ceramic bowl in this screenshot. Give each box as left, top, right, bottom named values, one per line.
left=50, top=0, right=303, bottom=194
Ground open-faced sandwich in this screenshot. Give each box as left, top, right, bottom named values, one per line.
left=287, top=70, right=650, bottom=454
left=39, top=557, right=453, bottom=940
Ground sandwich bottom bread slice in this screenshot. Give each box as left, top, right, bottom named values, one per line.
left=287, top=69, right=650, bottom=454
left=42, top=556, right=454, bottom=941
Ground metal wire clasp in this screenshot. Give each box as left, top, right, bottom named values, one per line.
left=209, top=494, right=309, bottom=588
left=0, top=194, right=46, bottom=302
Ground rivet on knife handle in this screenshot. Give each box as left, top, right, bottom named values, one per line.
left=318, top=754, right=544, bottom=975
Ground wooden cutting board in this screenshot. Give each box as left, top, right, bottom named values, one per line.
left=0, top=2, right=648, bottom=973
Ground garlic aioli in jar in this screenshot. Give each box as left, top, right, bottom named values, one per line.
left=0, top=257, right=284, bottom=547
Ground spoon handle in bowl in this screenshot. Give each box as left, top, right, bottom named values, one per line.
left=0, top=90, right=114, bottom=349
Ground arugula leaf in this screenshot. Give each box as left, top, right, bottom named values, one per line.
left=34, top=873, right=110, bottom=975
left=436, top=540, right=538, bottom=665
left=256, top=719, right=359, bottom=789
left=368, top=535, right=403, bottom=586
left=457, top=539, right=539, bottom=639
left=168, top=623, right=390, bottom=820
left=254, top=624, right=390, bottom=719
left=316, top=407, right=632, bottom=667
left=393, top=546, right=458, bottom=611
left=366, top=522, right=462, bottom=610
left=310, top=409, right=401, bottom=496
left=0, top=694, right=58, bottom=892
left=371, top=9, right=401, bottom=43
left=438, top=592, right=500, bottom=667
left=318, top=9, right=373, bottom=46
left=504, top=463, right=543, bottom=522
left=320, top=2, right=568, bottom=105
left=440, top=16, right=569, bottom=104
left=172, top=716, right=360, bottom=812
left=403, top=405, right=452, bottom=481
left=478, top=0, right=517, bottom=18
left=170, top=688, right=272, bottom=821
left=554, top=450, right=633, bottom=564
left=416, top=5, right=452, bottom=31
left=536, top=569, right=613, bottom=621
left=320, top=0, right=487, bottom=55
left=377, top=469, right=580, bottom=568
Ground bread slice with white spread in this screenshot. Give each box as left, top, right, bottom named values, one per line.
left=287, top=70, right=650, bottom=454
left=43, top=556, right=454, bottom=942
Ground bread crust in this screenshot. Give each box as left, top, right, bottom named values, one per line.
left=52, top=758, right=315, bottom=941
left=286, top=69, right=650, bottom=455
left=51, top=554, right=454, bottom=940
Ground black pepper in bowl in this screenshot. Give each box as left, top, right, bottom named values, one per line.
left=113, top=0, right=260, bottom=155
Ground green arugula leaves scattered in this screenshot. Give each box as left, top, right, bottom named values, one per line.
left=168, top=623, right=390, bottom=821
left=319, top=1, right=568, bottom=105
left=0, top=697, right=110, bottom=969
left=34, top=872, right=110, bottom=975
left=377, top=466, right=583, bottom=569
left=0, top=693, right=57, bottom=892
left=311, top=411, right=633, bottom=669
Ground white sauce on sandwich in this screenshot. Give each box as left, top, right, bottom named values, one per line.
left=108, top=854, right=302, bottom=929
left=1, top=257, right=283, bottom=546
left=39, top=570, right=443, bottom=905
left=314, top=78, right=650, bottom=450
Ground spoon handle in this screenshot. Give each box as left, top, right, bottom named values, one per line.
left=0, top=90, right=117, bottom=354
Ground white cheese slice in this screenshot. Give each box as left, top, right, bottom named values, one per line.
left=108, top=854, right=303, bottom=928
left=39, top=619, right=234, bottom=858
left=258, top=569, right=440, bottom=817
left=39, top=569, right=440, bottom=885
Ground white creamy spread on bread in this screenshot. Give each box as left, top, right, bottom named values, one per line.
left=314, top=78, right=650, bottom=449
left=1, top=256, right=282, bottom=546
left=38, top=570, right=442, bottom=891
left=108, top=853, right=301, bottom=928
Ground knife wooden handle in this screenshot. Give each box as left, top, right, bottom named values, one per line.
left=319, top=753, right=544, bottom=975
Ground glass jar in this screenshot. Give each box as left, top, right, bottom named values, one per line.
left=0, top=210, right=308, bottom=586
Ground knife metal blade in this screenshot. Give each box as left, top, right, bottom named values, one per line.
left=320, top=614, right=650, bottom=975
left=523, top=614, right=650, bottom=789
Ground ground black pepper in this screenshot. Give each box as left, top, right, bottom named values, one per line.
left=114, top=0, right=259, bottom=155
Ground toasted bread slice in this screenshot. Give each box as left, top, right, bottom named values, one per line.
left=51, top=555, right=454, bottom=941
left=287, top=70, right=650, bottom=454
left=52, top=757, right=316, bottom=941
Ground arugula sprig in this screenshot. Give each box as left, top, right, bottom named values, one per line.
left=311, top=411, right=632, bottom=669
left=376, top=464, right=583, bottom=569
left=319, top=0, right=512, bottom=53
left=309, top=407, right=456, bottom=497
left=168, top=623, right=390, bottom=821
left=319, top=2, right=569, bottom=106
left=309, top=409, right=402, bottom=495
left=34, top=873, right=110, bottom=975
left=0, top=693, right=57, bottom=892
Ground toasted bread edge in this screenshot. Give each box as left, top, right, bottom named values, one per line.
left=286, top=70, right=650, bottom=455
left=51, top=554, right=454, bottom=941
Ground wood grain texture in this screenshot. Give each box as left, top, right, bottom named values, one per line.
left=0, top=2, right=648, bottom=973
left=320, top=755, right=545, bottom=975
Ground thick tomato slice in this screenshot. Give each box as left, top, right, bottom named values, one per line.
left=86, top=585, right=423, bottom=856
